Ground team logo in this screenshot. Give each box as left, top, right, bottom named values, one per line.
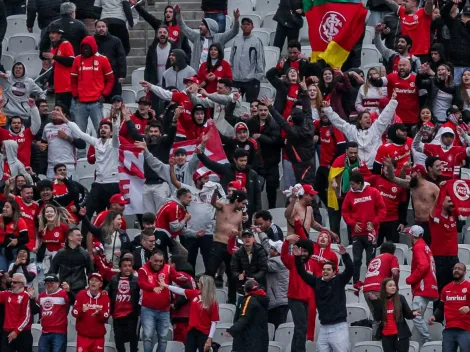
left=54, top=232, right=60, bottom=238
left=325, top=130, right=331, bottom=137
left=366, top=258, right=381, bottom=277
left=245, top=145, right=250, bottom=151
left=453, top=180, right=470, bottom=201
left=405, top=145, right=409, bottom=150
left=463, top=288, right=467, bottom=293
left=158, top=273, right=166, bottom=282
left=156, top=238, right=161, bottom=245
left=410, top=82, right=415, bottom=88
left=43, top=299, right=54, bottom=311
left=217, top=66, right=223, bottom=71
left=448, top=155, right=453, bottom=162
left=319, top=11, right=346, bottom=43
left=118, top=280, right=130, bottom=294
left=173, top=30, right=178, bottom=36
left=413, top=14, right=418, bottom=20
left=391, top=187, right=397, bottom=193
left=94, top=60, right=99, bottom=66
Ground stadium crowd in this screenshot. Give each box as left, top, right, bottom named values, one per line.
left=0, top=0, right=467, bottom=351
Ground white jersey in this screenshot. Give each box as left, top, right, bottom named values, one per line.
left=42, top=123, right=77, bottom=167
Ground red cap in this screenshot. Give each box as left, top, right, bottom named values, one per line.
left=227, top=180, right=242, bottom=190
left=407, top=164, right=426, bottom=176
left=302, top=184, right=318, bottom=196
left=109, top=194, right=126, bottom=205
left=235, top=124, right=248, bottom=132
left=88, top=273, right=103, bottom=282
left=183, top=76, right=200, bottom=85
left=192, top=170, right=212, bottom=182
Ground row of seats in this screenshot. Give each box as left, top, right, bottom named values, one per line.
left=1, top=50, right=42, bottom=78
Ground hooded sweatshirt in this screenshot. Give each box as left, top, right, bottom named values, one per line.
left=72, top=289, right=110, bottom=338
left=162, top=49, right=196, bottom=92
left=0, top=140, right=32, bottom=184
left=0, top=62, right=45, bottom=119
left=70, top=36, right=115, bottom=102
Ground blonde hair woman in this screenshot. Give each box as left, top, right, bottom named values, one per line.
left=355, top=67, right=384, bottom=113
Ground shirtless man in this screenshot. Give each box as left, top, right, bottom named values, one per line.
left=383, top=157, right=439, bottom=245
left=285, top=184, right=338, bottom=242
left=205, top=190, right=247, bottom=304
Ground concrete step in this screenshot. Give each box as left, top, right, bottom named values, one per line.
left=154, top=1, right=202, bottom=11
left=126, top=56, right=146, bottom=66
left=133, top=17, right=202, bottom=31
left=129, top=47, right=146, bottom=56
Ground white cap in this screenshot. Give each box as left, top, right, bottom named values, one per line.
left=268, top=240, right=283, bottom=253
left=403, top=225, right=424, bottom=238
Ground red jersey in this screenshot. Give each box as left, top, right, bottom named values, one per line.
left=367, top=175, right=407, bottom=222
left=197, top=60, right=233, bottom=94
left=129, top=113, right=155, bottom=135
left=51, top=40, right=74, bottom=93
left=171, top=92, right=195, bottom=139
left=398, top=7, right=431, bottom=55
left=167, top=24, right=181, bottom=43
left=385, top=73, right=419, bottom=125
left=0, top=128, right=35, bottom=167
left=185, top=289, right=219, bottom=334
left=52, top=180, right=78, bottom=223
left=72, top=289, right=110, bottom=338
left=234, top=171, right=247, bottom=189
left=41, top=223, right=68, bottom=252
left=155, top=200, right=188, bottom=238
left=70, top=36, right=114, bottom=102
left=93, top=210, right=127, bottom=230
left=382, top=299, right=398, bottom=336
left=0, top=290, right=32, bottom=333
left=440, top=280, right=470, bottom=331
left=112, top=276, right=133, bottom=319
left=406, top=238, right=438, bottom=299
left=424, top=144, right=467, bottom=179
left=363, top=253, right=400, bottom=292
left=0, top=217, right=28, bottom=245
left=374, top=138, right=412, bottom=171
left=283, top=84, right=300, bottom=118
left=14, top=196, right=38, bottom=251
left=313, top=121, right=346, bottom=167
left=429, top=212, right=458, bottom=257
left=37, top=288, right=69, bottom=334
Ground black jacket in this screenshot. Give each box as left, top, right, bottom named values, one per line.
left=26, top=0, right=61, bottom=30
left=50, top=245, right=93, bottom=293
left=197, top=153, right=262, bottom=216
left=371, top=294, right=414, bottom=339
left=220, top=135, right=260, bottom=168
left=95, top=33, right=127, bottom=79
left=106, top=274, right=140, bottom=317
left=266, top=67, right=301, bottom=115
left=416, top=73, right=458, bottom=110
left=31, top=115, right=50, bottom=175
left=40, top=14, right=88, bottom=56
left=227, top=291, right=269, bottom=352
left=71, top=0, right=99, bottom=20
left=441, top=1, right=470, bottom=67
left=132, top=245, right=152, bottom=271
left=295, top=253, right=354, bottom=325
left=273, top=0, right=303, bottom=29
left=201, top=0, right=227, bottom=11
left=144, top=124, right=176, bottom=184
left=381, top=12, right=401, bottom=50
left=246, top=115, right=282, bottom=168
left=231, top=243, right=268, bottom=294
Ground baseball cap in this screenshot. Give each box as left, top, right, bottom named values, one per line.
left=269, top=240, right=283, bottom=253
left=241, top=17, right=253, bottom=25
left=302, top=184, right=318, bottom=196
left=183, top=76, right=200, bottom=85
left=228, top=180, right=242, bottom=190
left=464, top=4, right=470, bottom=14
left=111, top=95, right=123, bottom=103
left=174, top=148, right=187, bottom=156
left=49, top=23, right=64, bottom=34
left=88, top=273, right=103, bottom=282
left=407, top=164, right=426, bottom=176
left=402, top=225, right=424, bottom=238
left=193, top=170, right=212, bottom=182
left=44, top=274, right=60, bottom=282
left=241, top=229, right=255, bottom=237
left=235, top=123, right=248, bottom=132
left=137, top=96, right=151, bottom=105
left=109, top=194, right=126, bottom=205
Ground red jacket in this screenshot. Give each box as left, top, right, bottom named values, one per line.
left=342, top=183, right=387, bottom=237
left=171, top=270, right=197, bottom=320
left=71, top=36, right=114, bottom=102
left=72, top=289, right=110, bottom=338
left=406, top=238, right=439, bottom=299
left=37, top=288, right=69, bottom=334
left=197, top=60, right=233, bottom=94
left=155, top=199, right=188, bottom=238
left=0, top=290, right=32, bottom=334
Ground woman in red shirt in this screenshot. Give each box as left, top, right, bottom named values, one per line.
left=197, top=43, right=233, bottom=94
left=159, top=275, right=219, bottom=352
left=38, top=205, right=70, bottom=255
left=369, top=278, right=418, bottom=352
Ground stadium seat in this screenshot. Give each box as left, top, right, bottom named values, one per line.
left=399, top=286, right=413, bottom=306
left=240, top=102, right=250, bottom=114
left=421, top=341, right=442, bottom=352
left=121, top=87, right=137, bottom=104
left=352, top=341, right=383, bottom=352
left=264, top=46, right=281, bottom=73
left=299, top=22, right=309, bottom=45
left=213, top=323, right=233, bottom=345
left=398, top=265, right=411, bottom=287
left=216, top=288, right=228, bottom=303
left=346, top=303, right=369, bottom=325
left=66, top=342, right=77, bottom=352
left=228, top=0, right=255, bottom=14
left=406, top=249, right=413, bottom=265
left=103, top=103, right=112, bottom=117
left=349, top=326, right=372, bottom=348
left=2, top=37, right=8, bottom=52
left=286, top=309, right=293, bottom=323
left=6, top=15, right=28, bottom=38
left=458, top=244, right=470, bottom=264
left=391, top=243, right=409, bottom=265
left=31, top=324, right=42, bottom=343
left=268, top=341, right=286, bottom=352
left=268, top=323, right=275, bottom=341
left=224, top=47, right=232, bottom=60
left=79, top=176, right=95, bottom=191
left=67, top=324, right=77, bottom=342
left=364, top=26, right=374, bottom=45
left=240, top=12, right=262, bottom=28
left=136, top=88, right=146, bottom=101
left=345, top=286, right=360, bottom=304
left=262, top=12, right=277, bottom=30
left=428, top=323, right=444, bottom=341
left=1, top=51, right=15, bottom=71
left=131, top=67, right=145, bottom=91
left=461, top=167, right=470, bottom=180
left=15, top=51, right=42, bottom=79
left=153, top=341, right=184, bottom=352
left=225, top=15, right=233, bottom=31
left=259, top=83, right=275, bottom=99
left=301, top=45, right=312, bottom=59
left=76, top=158, right=96, bottom=180
left=218, top=342, right=233, bottom=352
left=274, top=322, right=294, bottom=346
left=361, top=45, right=382, bottom=68
left=346, top=245, right=367, bottom=266
left=256, top=0, right=279, bottom=12
left=268, top=207, right=287, bottom=228
left=409, top=341, right=420, bottom=352
left=8, top=34, right=38, bottom=54
left=126, top=103, right=139, bottom=113
left=252, top=28, right=272, bottom=46
left=127, top=228, right=140, bottom=241
left=219, top=303, right=236, bottom=323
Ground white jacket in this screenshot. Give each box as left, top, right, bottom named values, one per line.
left=325, top=99, right=398, bottom=169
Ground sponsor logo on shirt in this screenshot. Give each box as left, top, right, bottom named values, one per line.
left=353, top=196, right=372, bottom=205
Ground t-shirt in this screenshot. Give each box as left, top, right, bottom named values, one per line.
left=382, top=299, right=398, bottom=336
left=440, top=280, right=470, bottom=331
left=397, top=7, right=432, bottom=55
left=0, top=128, right=35, bottom=167
left=384, top=73, right=419, bottom=124
left=113, top=276, right=133, bottom=319
left=201, top=38, right=209, bottom=66
left=363, top=253, right=400, bottom=292
left=423, top=144, right=467, bottom=179
left=433, top=90, right=454, bottom=122
left=235, top=171, right=247, bottom=189
left=374, top=138, right=412, bottom=172
left=15, top=196, right=38, bottom=251
left=156, top=43, right=171, bottom=86
left=41, top=223, right=69, bottom=252
left=367, top=176, right=407, bottom=222
left=0, top=217, right=28, bottom=245
left=185, top=289, right=219, bottom=334
left=429, top=212, right=458, bottom=257
left=51, top=41, right=74, bottom=93
left=41, top=122, right=77, bottom=166
left=313, top=121, right=346, bottom=167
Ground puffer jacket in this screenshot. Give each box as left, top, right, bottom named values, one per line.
left=231, top=243, right=268, bottom=294
left=442, top=0, right=470, bottom=67
left=26, top=0, right=61, bottom=30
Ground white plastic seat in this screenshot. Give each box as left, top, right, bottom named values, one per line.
left=66, top=342, right=77, bottom=352
left=256, top=0, right=279, bottom=12
left=228, top=0, right=255, bottom=13
left=268, top=323, right=275, bottom=341
left=262, top=12, right=277, bottom=30
left=286, top=309, right=293, bottom=323
left=399, top=286, right=413, bottom=306
left=67, top=324, right=77, bottom=342
left=398, top=265, right=411, bottom=287
left=251, top=28, right=272, bottom=46
left=392, top=243, right=409, bottom=265
left=216, top=288, right=228, bottom=304
left=349, top=326, right=372, bottom=348
left=346, top=303, right=369, bottom=325
left=364, top=26, right=374, bottom=45
left=268, top=208, right=287, bottom=228
left=32, top=324, right=42, bottom=343
left=103, top=103, right=112, bottom=117
left=240, top=102, right=250, bottom=115
left=127, top=228, right=140, bottom=241
left=126, top=103, right=139, bottom=113
left=421, top=341, right=442, bottom=352
left=131, top=67, right=145, bottom=91
left=299, top=22, right=309, bottom=45
left=274, top=322, right=294, bottom=346
left=361, top=45, right=382, bottom=68
left=458, top=244, right=470, bottom=264
left=8, top=34, right=38, bottom=54
left=76, top=157, right=96, bottom=179
left=219, top=303, right=236, bottom=323
left=240, top=13, right=262, bottom=28
left=213, top=323, right=233, bottom=345
left=6, top=15, right=28, bottom=38
left=301, top=45, right=312, bottom=60
left=15, top=51, right=42, bottom=79
left=218, top=342, right=233, bottom=352
left=224, top=47, right=232, bottom=59
left=259, top=83, right=275, bottom=99
left=264, top=45, right=281, bottom=72
left=352, top=341, right=383, bottom=352
left=79, top=176, right=95, bottom=191
left=406, top=249, right=413, bottom=265
left=345, top=287, right=360, bottom=304
left=136, top=88, right=146, bottom=101
left=225, top=16, right=233, bottom=31
left=409, top=341, right=420, bottom=352
left=268, top=341, right=285, bottom=352
left=1, top=51, right=14, bottom=71
left=121, top=87, right=137, bottom=104
left=153, top=341, right=184, bottom=352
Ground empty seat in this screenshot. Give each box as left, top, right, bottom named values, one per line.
left=126, top=228, right=140, bottom=241
left=6, top=15, right=28, bottom=38
left=458, top=244, right=470, bottom=264
left=361, top=45, right=382, bottom=68
left=1, top=51, right=14, bottom=71
left=299, top=22, right=309, bottom=45
left=274, top=322, right=294, bottom=346
left=126, top=103, right=139, bottom=113
left=352, top=341, right=383, bottom=352
left=76, top=157, right=96, bottom=179
left=286, top=309, right=293, bottom=323
left=219, top=304, right=236, bottom=323
left=216, top=288, right=228, bottom=304
left=240, top=13, right=262, bottom=28
left=121, top=87, right=137, bottom=104
left=15, top=51, right=42, bottom=79
left=136, top=88, right=146, bottom=101
left=345, top=287, right=360, bottom=304
left=8, top=34, right=38, bottom=54
left=224, top=47, right=232, bottom=59
left=409, top=341, right=419, bottom=352
left=252, top=28, right=272, bottom=46
left=268, top=323, right=275, bottom=341
left=79, top=176, right=95, bottom=191
left=213, top=323, right=233, bottom=345
left=228, top=0, right=255, bottom=13
left=421, top=341, right=442, bottom=352
left=259, top=83, right=275, bottom=99
left=268, top=341, right=286, bottom=352
left=392, top=243, right=409, bottom=265
left=364, top=26, right=374, bottom=45
left=346, top=303, right=369, bottom=325
left=240, top=102, right=250, bottom=114
left=398, top=265, right=411, bottom=287
left=268, top=208, right=287, bottom=228
left=301, top=45, right=312, bottom=60
left=349, top=326, right=372, bottom=348
left=131, top=67, right=145, bottom=91
left=225, top=16, right=233, bottom=31
left=256, top=0, right=279, bottom=12
left=218, top=342, right=233, bottom=352
left=262, top=12, right=277, bottom=30
left=399, top=286, right=413, bottom=306
left=406, top=249, right=413, bottom=265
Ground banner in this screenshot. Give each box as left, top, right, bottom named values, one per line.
left=433, top=179, right=470, bottom=219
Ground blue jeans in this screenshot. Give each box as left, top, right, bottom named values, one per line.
left=141, top=306, right=170, bottom=352
left=71, top=100, right=103, bottom=134
left=442, top=328, right=470, bottom=352
left=204, top=12, right=226, bottom=33
left=454, top=67, right=470, bottom=85
left=38, top=333, right=67, bottom=352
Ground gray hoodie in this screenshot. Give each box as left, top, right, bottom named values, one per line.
left=176, top=13, right=239, bottom=71
left=1, top=140, right=33, bottom=184
left=230, top=34, right=265, bottom=82
left=162, top=49, right=196, bottom=92
left=0, top=62, right=46, bottom=119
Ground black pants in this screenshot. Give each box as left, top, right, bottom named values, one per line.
left=55, top=92, right=73, bottom=111
left=185, top=235, right=213, bottom=272
left=232, top=80, right=260, bottom=103
left=205, top=241, right=236, bottom=304
left=293, top=160, right=316, bottom=185
left=273, top=23, right=300, bottom=53
left=2, top=330, right=33, bottom=352
left=107, top=75, right=123, bottom=103
left=258, top=163, right=280, bottom=209
left=288, top=299, right=308, bottom=352
left=315, top=165, right=329, bottom=207
left=113, top=315, right=139, bottom=352
left=435, top=256, right=459, bottom=295
left=352, top=235, right=375, bottom=283
left=185, top=328, right=209, bottom=352
left=106, top=20, right=130, bottom=55
left=5, top=2, right=25, bottom=16
left=268, top=305, right=289, bottom=330
left=377, top=220, right=400, bottom=246
left=415, top=221, right=431, bottom=245
left=381, top=335, right=409, bottom=352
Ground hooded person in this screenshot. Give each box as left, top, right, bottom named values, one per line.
left=432, top=106, right=469, bottom=146
left=428, top=43, right=451, bottom=74
left=190, top=103, right=210, bottom=137
left=0, top=62, right=46, bottom=119
left=0, top=140, right=33, bottom=184
left=266, top=66, right=301, bottom=120
left=162, top=49, right=197, bottom=92
left=373, top=123, right=412, bottom=175
left=221, top=122, right=259, bottom=166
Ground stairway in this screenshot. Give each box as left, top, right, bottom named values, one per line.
left=126, top=0, right=203, bottom=81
